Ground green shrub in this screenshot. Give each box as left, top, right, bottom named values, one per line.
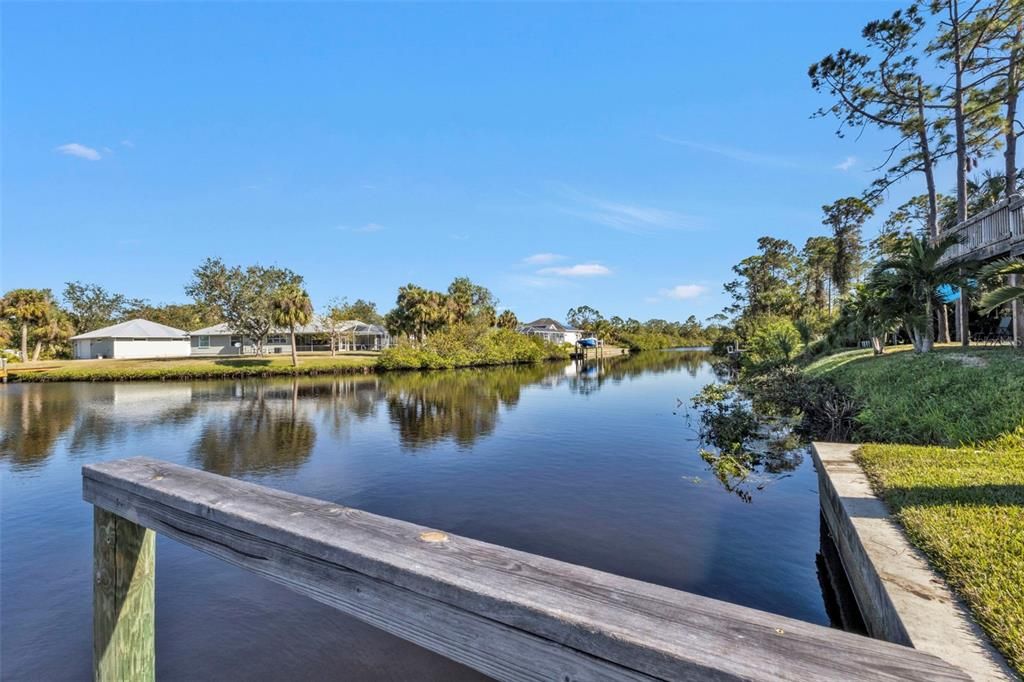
left=710, top=335, right=740, bottom=356
left=377, top=326, right=568, bottom=370
left=744, top=317, right=804, bottom=367
left=800, top=337, right=834, bottom=362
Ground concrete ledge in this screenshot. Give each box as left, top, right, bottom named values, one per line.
left=812, top=442, right=1017, bottom=681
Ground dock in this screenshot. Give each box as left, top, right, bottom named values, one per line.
left=83, top=457, right=966, bottom=681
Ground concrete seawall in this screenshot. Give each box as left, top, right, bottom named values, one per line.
left=812, top=442, right=1017, bottom=681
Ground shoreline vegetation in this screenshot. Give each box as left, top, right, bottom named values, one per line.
left=1, top=338, right=689, bottom=383
left=697, top=343, right=1022, bottom=675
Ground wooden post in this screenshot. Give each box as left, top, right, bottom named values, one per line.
left=94, top=507, right=155, bottom=682
left=1011, top=273, right=1024, bottom=346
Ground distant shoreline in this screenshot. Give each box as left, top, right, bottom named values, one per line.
left=3, top=346, right=710, bottom=384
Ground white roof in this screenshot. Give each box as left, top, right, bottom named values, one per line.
left=190, top=322, right=234, bottom=335
left=71, top=318, right=190, bottom=340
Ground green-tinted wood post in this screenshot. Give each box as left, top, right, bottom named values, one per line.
left=93, top=507, right=155, bottom=681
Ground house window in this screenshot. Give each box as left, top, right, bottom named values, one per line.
left=197, top=335, right=211, bottom=348
left=230, top=335, right=242, bottom=347
left=267, top=334, right=287, bottom=345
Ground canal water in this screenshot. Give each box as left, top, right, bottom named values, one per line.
left=2, top=351, right=835, bottom=680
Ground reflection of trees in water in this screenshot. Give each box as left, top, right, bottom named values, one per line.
left=1, top=352, right=710, bottom=470
left=568, top=350, right=710, bottom=395
left=382, top=363, right=557, bottom=450
left=191, top=380, right=316, bottom=476
left=696, top=423, right=805, bottom=504
left=0, top=383, right=201, bottom=469
left=297, top=377, right=384, bottom=438
left=0, top=384, right=79, bottom=469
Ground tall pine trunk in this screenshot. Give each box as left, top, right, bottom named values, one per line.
left=1006, top=32, right=1024, bottom=345
left=1006, top=28, right=1021, bottom=200
left=20, top=322, right=28, bottom=362
left=917, top=82, right=951, bottom=344
left=947, top=0, right=972, bottom=346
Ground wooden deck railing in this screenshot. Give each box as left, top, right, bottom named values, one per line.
left=83, top=458, right=967, bottom=681
left=937, top=196, right=1024, bottom=264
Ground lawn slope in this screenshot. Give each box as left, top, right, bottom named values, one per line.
left=805, top=345, right=1024, bottom=446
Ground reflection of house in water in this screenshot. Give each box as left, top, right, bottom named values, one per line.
left=107, top=384, right=194, bottom=420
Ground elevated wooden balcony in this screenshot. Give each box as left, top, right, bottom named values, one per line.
left=937, top=196, right=1024, bottom=265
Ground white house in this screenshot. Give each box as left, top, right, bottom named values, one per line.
left=519, top=318, right=584, bottom=345
left=70, top=319, right=191, bottom=359
left=190, top=317, right=391, bottom=356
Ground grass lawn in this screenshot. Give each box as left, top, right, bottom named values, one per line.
left=857, top=434, right=1024, bottom=676
left=6, top=352, right=378, bottom=382
left=804, top=344, right=1023, bottom=674
left=805, top=344, right=1024, bottom=446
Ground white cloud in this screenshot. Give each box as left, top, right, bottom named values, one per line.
left=55, top=143, right=101, bottom=161
left=338, top=222, right=384, bottom=233
left=834, top=156, right=857, bottom=171
left=658, top=135, right=801, bottom=169
left=120, top=139, right=135, bottom=148
left=559, top=189, right=699, bottom=233
left=660, top=284, right=707, bottom=300
left=538, top=263, right=611, bottom=277
left=523, top=252, right=564, bottom=265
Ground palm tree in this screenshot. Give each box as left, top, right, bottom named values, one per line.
left=496, top=310, right=518, bottom=329
left=270, top=284, right=313, bottom=367
left=1, top=289, right=53, bottom=361
left=33, top=309, right=75, bottom=361
left=840, top=283, right=899, bottom=355
left=872, top=234, right=970, bottom=353
left=978, top=257, right=1024, bottom=314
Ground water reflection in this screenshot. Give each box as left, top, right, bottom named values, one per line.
left=0, top=384, right=78, bottom=469
left=381, top=363, right=553, bottom=450
left=1, top=350, right=714, bottom=472
left=191, top=380, right=317, bottom=476
left=566, top=349, right=709, bottom=395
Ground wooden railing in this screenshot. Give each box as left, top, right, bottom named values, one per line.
left=83, top=458, right=967, bottom=681
left=938, top=196, right=1024, bottom=264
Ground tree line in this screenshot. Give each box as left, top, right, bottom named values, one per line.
left=564, top=305, right=721, bottom=350
left=723, top=0, right=1024, bottom=360
left=1, top=257, right=717, bottom=363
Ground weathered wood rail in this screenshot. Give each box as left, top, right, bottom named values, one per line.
left=83, top=457, right=967, bottom=681
left=937, top=196, right=1024, bottom=265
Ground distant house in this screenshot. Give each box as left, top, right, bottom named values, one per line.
left=190, top=317, right=391, bottom=356
left=70, top=319, right=191, bottom=359
left=519, top=318, right=584, bottom=345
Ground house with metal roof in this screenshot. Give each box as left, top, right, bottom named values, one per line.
left=70, top=319, right=191, bottom=359
left=519, top=318, right=584, bottom=345
left=190, top=317, right=391, bottom=356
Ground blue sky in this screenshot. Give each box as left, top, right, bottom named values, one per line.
left=4, top=1, right=946, bottom=324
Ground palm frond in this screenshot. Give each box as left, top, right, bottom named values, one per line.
left=978, top=286, right=1024, bottom=314
left=977, top=256, right=1024, bottom=280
